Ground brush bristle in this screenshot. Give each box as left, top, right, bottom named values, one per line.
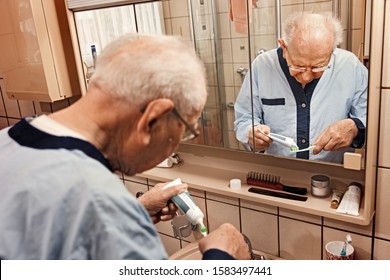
left=247, top=171, right=280, bottom=184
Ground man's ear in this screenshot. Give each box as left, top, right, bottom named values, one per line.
left=278, top=39, right=287, bottom=58
left=136, top=98, right=175, bottom=146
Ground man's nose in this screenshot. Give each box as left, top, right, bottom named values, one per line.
left=300, top=70, right=316, bottom=82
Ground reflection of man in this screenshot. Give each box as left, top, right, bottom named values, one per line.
left=234, top=12, right=367, bottom=163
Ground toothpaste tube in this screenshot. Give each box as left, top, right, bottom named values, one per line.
left=163, top=178, right=207, bottom=236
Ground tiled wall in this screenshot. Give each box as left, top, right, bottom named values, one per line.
left=1, top=0, right=389, bottom=260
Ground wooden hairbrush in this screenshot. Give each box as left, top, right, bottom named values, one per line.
left=247, top=171, right=308, bottom=195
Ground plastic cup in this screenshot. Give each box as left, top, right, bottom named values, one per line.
left=325, top=241, right=354, bottom=260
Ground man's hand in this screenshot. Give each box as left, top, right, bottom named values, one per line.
left=313, top=119, right=358, bottom=154
left=248, top=125, right=272, bottom=151
left=138, top=182, right=187, bottom=224
left=198, top=223, right=251, bottom=260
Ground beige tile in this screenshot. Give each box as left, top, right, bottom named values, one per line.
left=323, top=227, right=372, bottom=260
left=218, top=13, right=231, bottom=39
left=215, top=0, right=229, bottom=13
left=171, top=17, right=191, bottom=41
left=241, top=208, right=278, bottom=256
left=252, top=7, right=276, bottom=36
left=233, top=62, right=249, bottom=87
left=18, top=100, right=35, bottom=117
left=155, top=219, right=175, bottom=237
left=303, top=2, right=332, bottom=13
left=124, top=180, right=148, bottom=198
left=378, top=90, right=390, bottom=168
left=351, top=0, right=363, bottom=29
left=0, top=117, right=8, bottom=129
left=241, top=199, right=277, bottom=214
left=2, top=85, right=20, bottom=118
left=279, top=217, right=322, bottom=259
left=375, top=168, right=390, bottom=240
left=222, top=63, right=234, bottom=87
left=221, top=38, right=233, bottom=63
left=159, top=234, right=181, bottom=257
left=162, top=0, right=171, bottom=18
left=373, top=238, right=390, bottom=260
left=123, top=175, right=147, bottom=185
left=7, top=118, right=19, bottom=125
left=164, top=19, right=173, bottom=35
left=383, top=1, right=390, bottom=87
left=169, top=0, right=189, bottom=17
left=206, top=191, right=239, bottom=205
left=324, top=217, right=373, bottom=236
left=0, top=87, right=5, bottom=117
left=231, top=38, right=250, bottom=64
left=227, top=131, right=240, bottom=149
left=279, top=208, right=322, bottom=225
left=281, top=4, right=303, bottom=20
left=206, top=199, right=240, bottom=231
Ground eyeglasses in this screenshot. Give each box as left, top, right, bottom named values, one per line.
left=286, top=49, right=332, bottom=73
left=288, top=64, right=331, bottom=73
left=171, top=107, right=200, bottom=142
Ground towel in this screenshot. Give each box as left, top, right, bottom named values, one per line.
left=229, top=0, right=256, bottom=34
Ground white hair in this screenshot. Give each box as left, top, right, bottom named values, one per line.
left=89, top=33, right=207, bottom=115
left=282, top=11, right=343, bottom=49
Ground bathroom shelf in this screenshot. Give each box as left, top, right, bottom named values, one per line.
left=139, top=145, right=374, bottom=226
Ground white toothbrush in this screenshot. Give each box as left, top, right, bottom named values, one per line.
left=340, top=234, right=352, bottom=256
left=290, top=145, right=316, bottom=153
left=258, top=129, right=299, bottom=150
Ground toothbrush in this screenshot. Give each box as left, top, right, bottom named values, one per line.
left=340, top=234, right=352, bottom=256
left=258, top=129, right=299, bottom=150
left=290, top=145, right=316, bottom=153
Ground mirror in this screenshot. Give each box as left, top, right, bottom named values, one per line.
left=180, top=0, right=368, bottom=166
left=68, top=0, right=368, bottom=166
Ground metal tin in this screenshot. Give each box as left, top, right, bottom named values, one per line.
left=311, top=175, right=330, bottom=197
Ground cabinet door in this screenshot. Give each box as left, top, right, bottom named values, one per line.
left=0, top=0, right=80, bottom=102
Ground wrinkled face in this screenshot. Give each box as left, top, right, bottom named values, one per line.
left=280, top=39, right=333, bottom=86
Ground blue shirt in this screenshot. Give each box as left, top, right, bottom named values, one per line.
left=0, top=118, right=167, bottom=259
left=234, top=47, right=368, bottom=163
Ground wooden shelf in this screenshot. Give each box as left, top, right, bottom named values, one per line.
left=138, top=145, right=374, bottom=226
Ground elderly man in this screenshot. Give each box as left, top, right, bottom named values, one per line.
left=0, top=34, right=249, bottom=260
left=234, top=12, right=367, bottom=163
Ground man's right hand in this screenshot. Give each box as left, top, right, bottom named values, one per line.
left=198, top=223, right=251, bottom=260
left=248, top=125, right=272, bottom=151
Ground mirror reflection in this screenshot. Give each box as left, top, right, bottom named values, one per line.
left=234, top=10, right=367, bottom=163
left=181, top=0, right=368, bottom=165
left=72, top=0, right=369, bottom=165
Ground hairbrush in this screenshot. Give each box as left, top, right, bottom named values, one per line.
left=246, top=171, right=308, bottom=195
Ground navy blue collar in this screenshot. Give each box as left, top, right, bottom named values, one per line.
left=277, top=47, right=320, bottom=97
left=8, top=118, right=112, bottom=171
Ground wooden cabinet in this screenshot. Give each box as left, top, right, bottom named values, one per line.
left=0, top=0, right=81, bottom=102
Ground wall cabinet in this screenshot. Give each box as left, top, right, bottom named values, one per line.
left=0, top=0, right=81, bottom=102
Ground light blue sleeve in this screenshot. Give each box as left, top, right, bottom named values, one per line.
left=234, top=56, right=263, bottom=148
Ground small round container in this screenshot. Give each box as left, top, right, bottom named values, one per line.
left=230, top=179, right=242, bottom=190
left=311, top=175, right=330, bottom=198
